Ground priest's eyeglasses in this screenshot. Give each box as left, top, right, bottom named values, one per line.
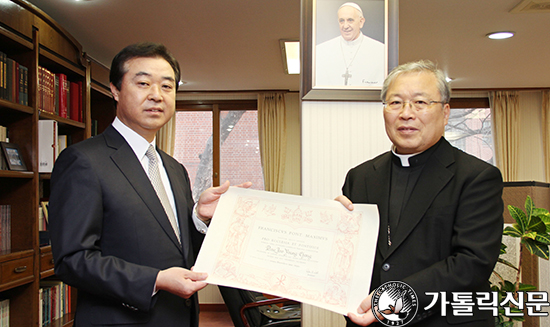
left=383, top=99, right=446, bottom=111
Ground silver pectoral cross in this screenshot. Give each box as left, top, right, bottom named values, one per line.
left=342, top=68, right=352, bottom=85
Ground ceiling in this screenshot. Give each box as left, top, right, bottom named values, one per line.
left=25, top=0, right=550, bottom=93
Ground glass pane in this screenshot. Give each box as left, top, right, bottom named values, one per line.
left=445, top=108, right=494, bottom=165
left=174, top=111, right=213, bottom=202
left=220, top=110, right=264, bottom=190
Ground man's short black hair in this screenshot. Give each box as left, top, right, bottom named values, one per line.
left=109, top=42, right=181, bottom=91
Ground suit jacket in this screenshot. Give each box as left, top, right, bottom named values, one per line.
left=49, top=125, right=204, bottom=327
left=342, top=138, right=503, bottom=326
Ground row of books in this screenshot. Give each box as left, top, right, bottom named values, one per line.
left=0, top=205, right=11, bottom=253
left=38, top=67, right=82, bottom=122
left=38, top=120, right=69, bottom=173
left=0, top=51, right=29, bottom=106
left=0, top=125, right=8, bottom=170
left=0, top=299, right=9, bottom=327
left=40, top=281, right=72, bottom=327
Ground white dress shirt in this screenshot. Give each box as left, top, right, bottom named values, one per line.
left=112, top=117, right=207, bottom=234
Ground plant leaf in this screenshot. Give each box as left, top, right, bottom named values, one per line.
left=536, top=233, right=550, bottom=245
left=500, top=242, right=507, bottom=255
left=527, top=216, right=546, bottom=234
left=502, top=280, right=516, bottom=292
left=524, top=240, right=550, bottom=259
left=523, top=231, right=538, bottom=241
left=508, top=205, right=527, bottom=233
left=503, top=225, right=522, bottom=238
left=532, top=207, right=549, bottom=218
left=496, top=258, right=519, bottom=270
left=518, top=283, right=537, bottom=291
left=524, top=195, right=534, bottom=225
left=534, top=208, right=550, bottom=232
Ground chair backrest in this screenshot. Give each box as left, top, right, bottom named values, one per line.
left=219, top=286, right=262, bottom=327
left=218, top=286, right=301, bottom=327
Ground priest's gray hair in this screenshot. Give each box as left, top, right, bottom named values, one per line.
left=339, top=2, right=364, bottom=18
left=380, top=60, right=451, bottom=104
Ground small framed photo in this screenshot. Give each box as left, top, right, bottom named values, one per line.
left=1, top=142, right=27, bottom=171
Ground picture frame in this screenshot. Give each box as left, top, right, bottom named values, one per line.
left=301, top=0, right=397, bottom=101
left=0, top=142, right=28, bottom=171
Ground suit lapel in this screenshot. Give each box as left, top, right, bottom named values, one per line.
left=385, top=141, right=455, bottom=258
left=368, top=153, right=392, bottom=259
left=160, top=151, right=193, bottom=264
left=104, top=126, right=184, bottom=254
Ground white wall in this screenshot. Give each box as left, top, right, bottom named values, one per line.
left=301, top=101, right=391, bottom=200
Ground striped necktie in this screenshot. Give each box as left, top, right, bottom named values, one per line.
left=146, top=145, right=181, bottom=243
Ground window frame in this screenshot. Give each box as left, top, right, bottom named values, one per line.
left=446, top=97, right=494, bottom=165
left=176, top=100, right=258, bottom=187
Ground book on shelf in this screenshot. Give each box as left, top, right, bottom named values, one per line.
left=91, top=119, right=98, bottom=137
left=0, top=51, right=28, bottom=105
left=19, top=64, right=28, bottom=106
left=0, top=205, right=11, bottom=252
left=39, top=288, right=43, bottom=327
left=58, top=134, right=68, bottom=155
left=0, top=298, right=9, bottom=327
left=38, top=120, right=58, bottom=173
left=78, top=80, right=83, bottom=122
left=53, top=74, right=59, bottom=115
left=55, top=73, right=69, bottom=118
left=0, top=51, right=5, bottom=100
left=39, top=200, right=50, bottom=246
left=40, top=67, right=80, bottom=116
left=40, top=281, right=71, bottom=326
left=6, top=58, right=18, bottom=103
left=0, top=125, right=7, bottom=142
left=69, top=81, right=82, bottom=122
left=70, top=82, right=79, bottom=122
left=39, top=201, right=49, bottom=232
left=0, top=125, right=7, bottom=170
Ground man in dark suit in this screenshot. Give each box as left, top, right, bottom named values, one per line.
left=337, top=60, right=503, bottom=326
left=49, top=42, right=247, bottom=327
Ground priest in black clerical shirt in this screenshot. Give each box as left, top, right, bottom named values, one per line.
left=336, top=60, right=503, bottom=327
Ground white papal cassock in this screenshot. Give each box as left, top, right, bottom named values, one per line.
left=315, top=33, right=385, bottom=87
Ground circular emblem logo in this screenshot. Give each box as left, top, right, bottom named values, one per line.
left=371, top=281, right=418, bottom=326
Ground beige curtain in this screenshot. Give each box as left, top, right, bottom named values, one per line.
left=258, top=93, right=287, bottom=192
left=156, top=115, right=176, bottom=156
left=542, top=90, right=550, bottom=182
left=490, top=91, right=520, bottom=182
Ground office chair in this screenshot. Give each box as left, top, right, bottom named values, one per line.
left=218, top=286, right=301, bottom=327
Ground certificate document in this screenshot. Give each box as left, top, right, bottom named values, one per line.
left=194, top=188, right=379, bottom=315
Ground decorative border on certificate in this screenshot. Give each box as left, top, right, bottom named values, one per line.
left=195, top=188, right=379, bottom=315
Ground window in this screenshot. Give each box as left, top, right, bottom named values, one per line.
left=173, top=102, right=264, bottom=201
left=445, top=98, right=494, bottom=165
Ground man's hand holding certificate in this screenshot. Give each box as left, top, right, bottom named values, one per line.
left=194, top=188, right=379, bottom=315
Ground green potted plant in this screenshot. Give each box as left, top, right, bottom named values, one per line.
left=492, top=195, right=550, bottom=326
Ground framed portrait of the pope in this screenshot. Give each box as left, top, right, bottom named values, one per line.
left=302, top=0, right=395, bottom=100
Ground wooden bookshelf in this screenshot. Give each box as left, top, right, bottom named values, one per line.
left=0, top=1, right=112, bottom=325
